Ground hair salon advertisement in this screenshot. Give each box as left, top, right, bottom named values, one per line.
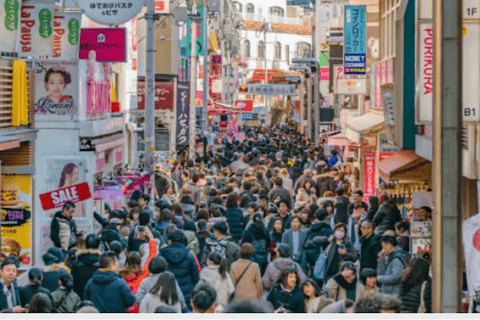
left=34, top=60, right=79, bottom=121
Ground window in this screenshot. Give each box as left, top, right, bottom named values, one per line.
left=269, top=6, right=284, bottom=17
left=232, top=1, right=242, bottom=12
left=285, top=45, right=290, bottom=63
left=275, top=42, right=281, bottom=60
left=243, top=40, right=251, bottom=58
left=246, top=3, right=254, bottom=14
left=296, top=42, right=311, bottom=58
left=258, top=41, right=265, bottom=58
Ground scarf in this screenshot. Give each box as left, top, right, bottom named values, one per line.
left=333, top=273, right=357, bottom=291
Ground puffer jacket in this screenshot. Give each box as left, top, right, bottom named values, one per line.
left=304, top=222, right=333, bottom=266
left=315, top=174, right=336, bottom=198
left=225, top=206, right=244, bottom=243
left=183, top=230, right=200, bottom=255
left=52, top=287, right=81, bottom=313
left=42, top=264, right=69, bottom=292
left=377, top=246, right=411, bottom=296
left=71, top=249, right=101, bottom=298
left=199, top=265, right=235, bottom=307
left=266, top=284, right=305, bottom=313
left=312, top=237, right=357, bottom=278
left=400, top=280, right=432, bottom=313
left=262, top=257, right=307, bottom=291
left=158, top=243, right=200, bottom=305
left=373, top=202, right=402, bottom=234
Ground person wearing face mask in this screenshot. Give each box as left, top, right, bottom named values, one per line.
left=325, top=262, right=364, bottom=302
left=313, top=223, right=357, bottom=286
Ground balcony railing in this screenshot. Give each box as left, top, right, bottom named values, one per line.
left=245, top=13, right=308, bottom=26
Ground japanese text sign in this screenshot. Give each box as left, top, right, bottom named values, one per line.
left=0, top=0, right=22, bottom=53
left=364, top=152, right=376, bottom=196
left=137, top=82, right=174, bottom=111
left=344, top=5, right=366, bottom=75
left=39, top=182, right=92, bottom=210
left=235, top=100, right=253, bottom=112
left=79, top=28, right=126, bottom=62
left=76, top=0, right=145, bottom=26
left=176, top=82, right=190, bottom=145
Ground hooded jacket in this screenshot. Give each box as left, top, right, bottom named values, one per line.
left=225, top=206, right=244, bottom=243
left=158, top=243, right=200, bottom=305
left=377, top=246, right=410, bottom=296
left=83, top=269, right=136, bottom=313
left=304, top=222, right=333, bottom=266
left=71, top=248, right=101, bottom=298
left=199, top=265, right=235, bottom=307
left=262, top=258, right=307, bottom=291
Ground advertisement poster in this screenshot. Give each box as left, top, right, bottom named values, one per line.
left=78, top=28, right=127, bottom=62
left=364, top=152, right=376, bottom=197
left=344, top=5, right=366, bottom=75
left=34, top=60, right=79, bottom=121
left=0, top=0, right=22, bottom=53
left=137, top=81, right=174, bottom=110
left=53, top=11, right=82, bottom=59
left=176, top=82, right=190, bottom=146
left=1, top=174, right=32, bottom=268
left=16, top=0, right=55, bottom=58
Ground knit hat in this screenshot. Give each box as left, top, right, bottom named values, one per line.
left=42, top=247, right=64, bottom=265
left=139, top=211, right=151, bottom=226
left=109, top=218, right=122, bottom=225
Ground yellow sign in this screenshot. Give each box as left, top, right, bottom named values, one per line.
left=1, top=175, right=32, bottom=268
left=463, top=26, right=468, bottom=36
left=209, top=32, right=219, bottom=52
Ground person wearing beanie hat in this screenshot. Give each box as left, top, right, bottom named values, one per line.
left=41, top=247, right=69, bottom=292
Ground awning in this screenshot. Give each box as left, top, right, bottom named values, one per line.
left=345, top=112, right=385, bottom=143
left=327, top=133, right=356, bottom=147
left=378, top=149, right=432, bottom=183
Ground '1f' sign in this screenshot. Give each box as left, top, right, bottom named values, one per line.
left=464, top=0, right=480, bottom=19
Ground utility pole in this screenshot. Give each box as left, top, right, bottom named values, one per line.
left=307, top=73, right=312, bottom=139
left=145, top=0, right=156, bottom=196
left=189, top=0, right=198, bottom=159
left=313, top=0, right=320, bottom=148
left=264, top=21, right=269, bottom=115
left=299, top=75, right=304, bottom=134
left=432, top=0, right=462, bottom=313
left=202, top=5, right=209, bottom=133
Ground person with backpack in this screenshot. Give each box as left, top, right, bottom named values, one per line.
left=376, top=235, right=410, bottom=296
left=224, top=193, right=245, bottom=243
left=241, top=213, right=271, bottom=276
left=229, top=243, right=263, bottom=302
left=52, top=273, right=81, bottom=313
left=281, top=216, right=307, bottom=271
left=303, top=210, right=333, bottom=273
left=201, top=221, right=240, bottom=271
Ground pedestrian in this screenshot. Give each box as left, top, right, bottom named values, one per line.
left=229, top=243, right=263, bottom=302
left=315, top=167, right=336, bottom=198
left=347, top=190, right=368, bottom=216
left=201, top=221, right=240, bottom=270
left=395, top=220, right=410, bottom=252
left=83, top=252, right=136, bottom=313
left=183, top=219, right=200, bottom=255
left=0, top=258, right=24, bottom=313
left=359, top=220, right=382, bottom=272
left=199, top=252, right=234, bottom=308
left=196, top=219, right=212, bottom=262
left=70, top=233, right=101, bottom=298
left=360, top=268, right=379, bottom=294
left=52, top=273, right=81, bottom=313
left=269, top=216, right=285, bottom=247
left=19, top=268, right=53, bottom=309
left=139, top=271, right=182, bottom=313
left=325, top=262, right=365, bottom=302
left=320, top=299, right=355, bottom=313
left=281, top=216, right=307, bottom=270
left=127, top=211, right=155, bottom=252
left=50, top=201, right=82, bottom=253
left=367, top=196, right=379, bottom=221
left=267, top=200, right=292, bottom=231
left=41, top=247, right=69, bottom=292
left=268, top=177, right=292, bottom=209
left=180, top=172, right=202, bottom=205
left=28, top=293, right=52, bottom=313
left=154, top=208, right=173, bottom=236
left=190, top=282, right=217, bottom=313
left=242, top=213, right=271, bottom=275
left=302, top=278, right=334, bottom=313
left=224, top=193, right=245, bottom=243
left=266, top=267, right=305, bottom=313
left=376, top=235, right=410, bottom=296
left=373, top=196, right=402, bottom=234
left=138, top=194, right=156, bottom=220
left=399, top=257, right=432, bottom=313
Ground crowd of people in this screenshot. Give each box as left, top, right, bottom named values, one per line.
left=0, top=125, right=434, bottom=313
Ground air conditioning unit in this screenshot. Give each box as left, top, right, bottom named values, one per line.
left=464, top=124, right=477, bottom=179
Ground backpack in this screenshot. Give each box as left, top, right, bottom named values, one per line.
left=304, top=230, right=322, bottom=266
left=251, top=238, right=268, bottom=265
left=211, top=240, right=227, bottom=260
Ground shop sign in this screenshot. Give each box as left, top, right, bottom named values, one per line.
left=79, top=28, right=127, bottom=62
left=417, top=24, right=433, bottom=122
left=93, top=185, right=124, bottom=201
left=464, top=0, right=480, bottom=19
left=242, top=113, right=258, bottom=120
left=39, top=182, right=92, bottom=210
left=344, top=5, right=366, bottom=75
left=382, top=87, right=396, bottom=142
left=176, top=82, right=190, bottom=146
left=155, top=0, right=169, bottom=13
left=364, top=152, right=376, bottom=196
left=462, top=24, right=480, bottom=122
left=247, top=84, right=297, bottom=96
left=34, top=60, right=79, bottom=121
left=379, top=133, right=400, bottom=153
left=336, top=79, right=367, bottom=94
left=96, top=152, right=105, bottom=172
left=137, top=82, right=174, bottom=111
left=76, top=0, right=146, bottom=26
left=53, top=12, right=82, bottom=59
left=0, top=0, right=22, bottom=53
left=375, top=61, right=382, bottom=109
left=186, top=7, right=204, bottom=56
left=387, top=59, right=394, bottom=84
left=16, top=1, right=55, bottom=58
left=86, top=81, right=111, bottom=115
left=115, top=148, right=123, bottom=164
left=235, top=100, right=253, bottom=112
left=379, top=152, right=394, bottom=161
left=1, top=174, right=32, bottom=268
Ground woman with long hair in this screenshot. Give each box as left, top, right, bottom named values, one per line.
left=400, top=257, right=432, bottom=313
left=58, top=163, right=85, bottom=217
left=161, top=183, right=178, bottom=206
left=242, top=213, right=271, bottom=275
left=302, top=278, right=334, bottom=313
left=28, top=293, right=52, bottom=313
left=19, top=268, right=53, bottom=309
left=224, top=193, right=244, bottom=243
left=199, top=252, right=234, bottom=307
left=270, top=216, right=285, bottom=247
left=367, top=196, right=379, bottom=221
left=266, top=267, right=305, bottom=313
left=139, top=271, right=181, bottom=313
left=52, top=273, right=81, bottom=313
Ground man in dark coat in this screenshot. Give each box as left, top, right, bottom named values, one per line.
left=83, top=252, right=136, bottom=313
left=268, top=176, right=292, bottom=209
left=358, top=220, right=382, bottom=272
left=158, top=230, right=200, bottom=308
left=0, top=258, right=24, bottom=313
left=348, top=190, right=368, bottom=216
left=303, top=209, right=333, bottom=268
left=50, top=201, right=81, bottom=253
left=267, top=200, right=292, bottom=231
left=71, top=233, right=102, bottom=298
left=315, top=168, right=336, bottom=197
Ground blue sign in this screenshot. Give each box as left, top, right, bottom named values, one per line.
left=242, top=113, right=254, bottom=120
left=176, top=82, right=190, bottom=146
left=344, top=5, right=366, bottom=75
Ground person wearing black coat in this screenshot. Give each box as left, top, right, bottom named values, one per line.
left=358, top=220, right=382, bottom=272
left=19, top=268, right=54, bottom=310
left=366, top=196, right=379, bottom=221
left=127, top=212, right=156, bottom=252
left=373, top=197, right=402, bottom=234
left=266, top=267, right=305, bottom=313
left=158, top=230, right=200, bottom=308
left=224, top=193, right=245, bottom=243
left=399, top=257, right=432, bottom=313
left=70, top=234, right=102, bottom=299
left=303, top=209, right=334, bottom=268
left=242, top=213, right=271, bottom=275
left=41, top=247, right=69, bottom=292
left=0, top=258, right=22, bottom=313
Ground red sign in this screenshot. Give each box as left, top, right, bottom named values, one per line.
left=235, top=100, right=253, bottom=112
left=137, top=82, right=174, bottom=110
left=379, top=152, right=394, bottom=161
left=132, top=17, right=138, bottom=52
left=39, top=182, right=92, bottom=210
left=78, top=28, right=127, bottom=62
left=320, top=67, right=330, bottom=81
left=364, top=152, right=376, bottom=196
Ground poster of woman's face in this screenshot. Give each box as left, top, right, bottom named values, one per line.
left=35, top=60, right=79, bottom=122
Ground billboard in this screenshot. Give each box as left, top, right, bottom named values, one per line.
left=462, top=24, right=480, bottom=122
left=137, top=82, right=175, bottom=110
left=344, top=5, right=366, bottom=75
left=186, top=7, right=204, bottom=56
left=0, top=0, right=22, bottom=53
left=78, top=28, right=127, bottom=62
left=53, top=11, right=82, bottom=59
left=34, top=60, right=79, bottom=121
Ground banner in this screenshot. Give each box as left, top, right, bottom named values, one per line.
left=247, top=84, right=297, bottom=96
left=176, top=82, right=190, bottom=145
left=186, top=7, right=204, bottom=56
left=364, top=152, right=376, bottom=196
left=39, top=182, right=92, bottom=210
left=34, top=60, right=79, bottom=121
left=53, top=11, right=82, bottom=59
left=16, top=0, right=55, bottom=58
left=344, top=5, right=366, bottom=75
left=417, top=24, right=433, bottom=123
left=79, top=28, right=127, bottom=62
left=462, top=213, right=480, bottom=295
left=0, top=0, right=22, bottom=53
left=1, top=174, right=32, bottom=268
left=235, top=100, right=253, bottom=112
left=137, top=81, right=174, bottom=110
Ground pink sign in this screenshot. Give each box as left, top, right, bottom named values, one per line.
left=79, top=28, right=127, bottom=62
left=387, top=59, right=394, bottom=84
left=320, top=67, right=330, bottom=81
left=375, top=62, right=382, bottom=109
left=115, top=149, right=123, bottom=164
left=96, top=155, right=105, bottom=172
left=364, top=152, right=376, bottom=196
left=87, top=81, right=111, bottom=115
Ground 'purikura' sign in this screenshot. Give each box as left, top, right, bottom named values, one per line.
left=39, top=182, right=92, bottom=210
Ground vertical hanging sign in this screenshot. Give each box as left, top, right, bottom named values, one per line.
left=343, top=5, right=366, bottom=75
left=364, top=152, right=376, bottom=197
left=53, top=11, right=82, bottom=59
left=0, top=0, right=22, bottom=53
left=186, top=7, right=204, bottom=56
left=176, top=82, right=190, bottom=145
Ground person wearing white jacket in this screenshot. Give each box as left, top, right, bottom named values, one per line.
left=199, top=252, right=234, bottom=307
